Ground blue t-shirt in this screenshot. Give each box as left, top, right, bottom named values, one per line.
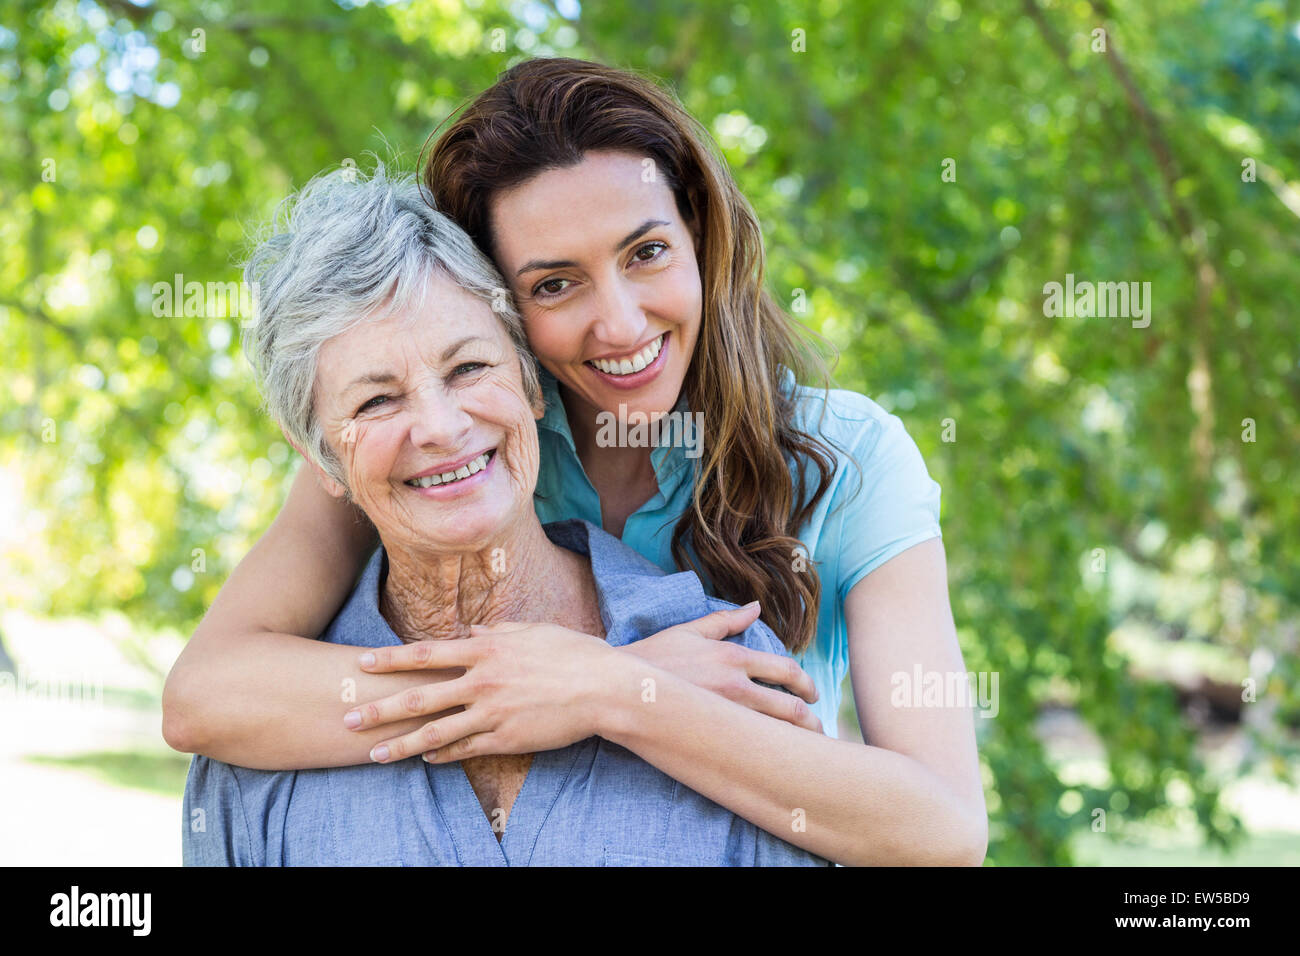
left=533, top=367, right=942, bottom=736
left=183, top=519, right=830, bottom=866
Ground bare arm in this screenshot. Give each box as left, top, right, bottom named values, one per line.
left=362, top=537, right=987, bottom=865
left=162, top=466, right=434, bottom=768
left=163, top=464, right=818, bottom=769
left=588, top=538, right=987, bottom=865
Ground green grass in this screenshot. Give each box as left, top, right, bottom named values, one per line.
left=1071, top=828, right=1300, bottom=866
left=26, top=750, right=192, bottom=796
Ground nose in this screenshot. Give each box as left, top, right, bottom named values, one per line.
left=406, top=382, right=473, bottom=452
left=588, top=276, right=648, bottom=351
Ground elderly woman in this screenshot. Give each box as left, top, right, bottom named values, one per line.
left=181, top=165, right=828, bottom=866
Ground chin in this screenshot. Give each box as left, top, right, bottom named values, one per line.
left=418, top=504, right=516, bottom=552
left=632, top=379, right=688, bottom=416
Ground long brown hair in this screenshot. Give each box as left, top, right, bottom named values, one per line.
left=422, top=58, right=839, bottom=653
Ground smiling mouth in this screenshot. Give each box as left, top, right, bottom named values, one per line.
left=404, top=449, right=495, bottom=488
left=585, top=332, right=666, bottom=376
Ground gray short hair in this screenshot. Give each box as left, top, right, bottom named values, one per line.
left=241, top=162, right=539, bottom=485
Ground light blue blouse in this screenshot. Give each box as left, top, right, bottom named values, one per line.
left=183, top=519, right=830, bottom=866
left=532, top=367, right=943, bottom=736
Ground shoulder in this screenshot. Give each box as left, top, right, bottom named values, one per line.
left=702, top=595, right=790, bottom=658
left=784, top=378, right=938, bottom=516
left=785, top=377, right=917, bottom=462
left=570, top=519, right=731, bottom=642
left=777, top=375, right=944, bottom=600
left=570, top=518, right=670, bottom=580
left=318, top=547, right=401, bottom=648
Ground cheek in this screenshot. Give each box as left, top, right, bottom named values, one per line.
left=660, top=262, right=703, bottom=333
left=520, top=308, right=574, bottom=365
left=685, top=276, right=704, bottom=329
left=342, top=418, right=403, bottom=483
left=475, top=376, right=536, bottom=434
left=475, top=379, right=541, bottom=467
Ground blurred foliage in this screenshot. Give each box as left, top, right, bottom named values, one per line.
left=2, top=0, right=1298, bottom=865
left=27, top=750, right=193, bottom=796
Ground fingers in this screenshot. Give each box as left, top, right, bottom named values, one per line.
left=683, top=601, right=762, bottom=641
left=344, top=677, right=472, bottom=731
left=369, top=709, right=490, bottom=763
left=423, top=732, right=501, bottom=764
left=358, top=638, right=482, bottom=673
left=741, top=649, right=820, bottom=704
left=737, top=682, right=824, bottom=734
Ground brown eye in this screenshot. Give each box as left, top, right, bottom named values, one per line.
left=633, top=241, right=667, bottom=261
left=534, top=278, right=571, bottom=298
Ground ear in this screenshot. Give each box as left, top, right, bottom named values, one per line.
left=281, top=425, right=347, bottom=499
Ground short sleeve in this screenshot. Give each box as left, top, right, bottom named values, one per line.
left=832, top=408, right=942, bottom=605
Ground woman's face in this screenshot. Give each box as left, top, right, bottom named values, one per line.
left=309, top=272, right=542, bottom=555
left=488, top=150, right=704, bottom=425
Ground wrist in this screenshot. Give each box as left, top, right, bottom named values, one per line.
left=586, top=643, right=645, bottom=743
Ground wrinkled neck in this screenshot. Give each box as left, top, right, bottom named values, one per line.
left=379, top=519, right=563, bottom=643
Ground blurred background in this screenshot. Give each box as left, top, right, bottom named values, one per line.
left=2, top=0, right=1298, bottom=866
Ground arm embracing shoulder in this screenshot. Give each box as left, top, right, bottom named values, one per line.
left=162, top=466, right=428, bottom=768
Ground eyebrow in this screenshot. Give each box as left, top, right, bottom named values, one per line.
left=343, top=371, right=400, bottom=395
left=439, top=334, right=487, bottom=362
left=513, top=219, right=672, bottom=278
left=341, top=337, right=488, bottom=394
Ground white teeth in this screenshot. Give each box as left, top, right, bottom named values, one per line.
left=590, top=333, right=664, bottom=375
left=407, top=451, right=492, bottom=488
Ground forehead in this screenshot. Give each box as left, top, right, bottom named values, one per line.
left=490, top=151, right=682, bottom=262
left=315, top=273, right=503, bottom=383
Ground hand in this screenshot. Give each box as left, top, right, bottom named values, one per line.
left=621, top=602, right=824, bottom=734
left=346, top=622, right=613, bottom=763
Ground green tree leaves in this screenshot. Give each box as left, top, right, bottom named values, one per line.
left=4, top=0, right=1296, bottom=864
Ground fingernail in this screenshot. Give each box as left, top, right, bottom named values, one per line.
left=743, top=601, right=760, bottom=610
left=370, top=745, right=389, bottom=762
left=344, top=711, right=361, bottom=729
left=358, top=652, right=375, bottom=667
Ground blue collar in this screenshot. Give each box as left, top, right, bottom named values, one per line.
left=336, top=519, right=714, bottom=651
